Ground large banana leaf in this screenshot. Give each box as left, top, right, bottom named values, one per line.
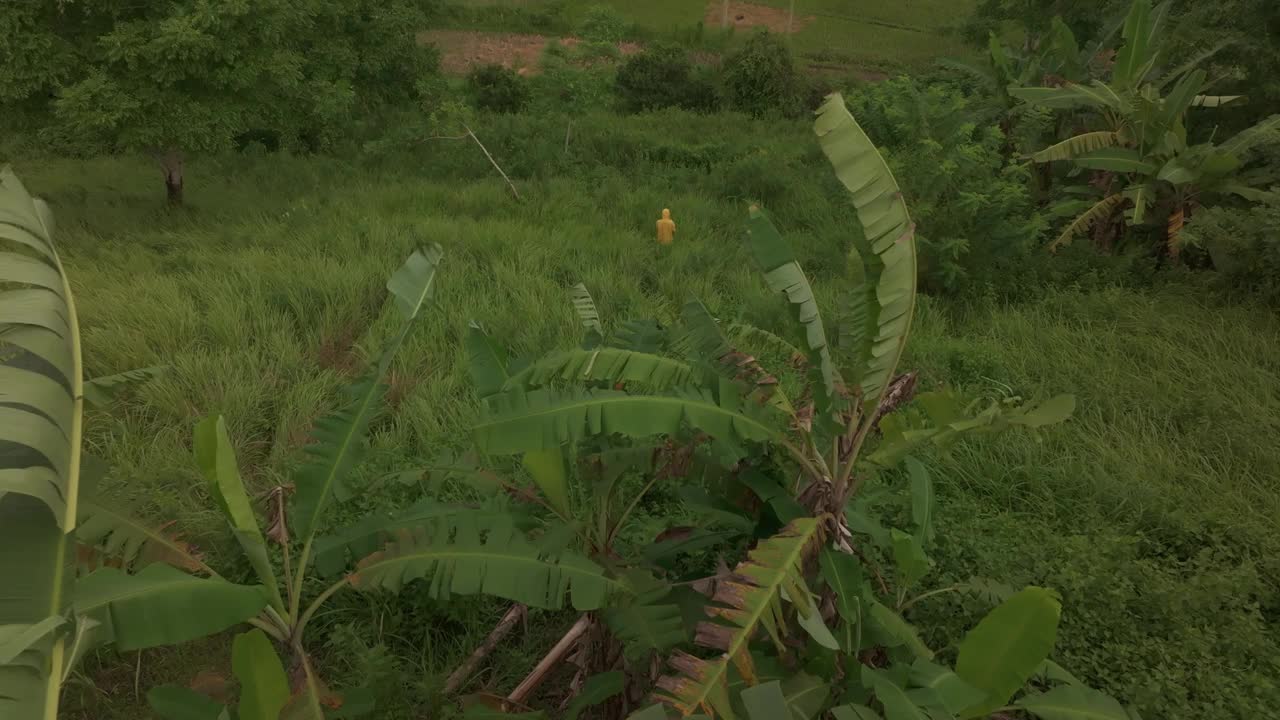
left=292, top=246, right=442, bottom=541
left=73, top=564, right=269, bottom=652
left=504, top=347, right=695, bottom=392
left=312, top=499, right=533, bottom=576
left=465, top=321, right=511, bottom=399
left=1031, top=132, right=1120, bottom=163
left=1016, top=685, right=1128, bottom=720
left=676, top=301, right=795, bottom=418
left=570, top=282, right=604, bottom=348
left=1113, top=0, right=1168, bottom=88
left=349, top=515, right=620, bottom=611
left=654, top=518, right=824, bottom=717
left=1073, top=148, right=1157, bottom=174
left=1050, top=194, right=1125, bottom=250
left=1008, top=83, right=1119, bottom=110
left=232, top=629, right=291, bottom=720
left=194, top=416, right=284, bottom=613
left=743, top=207, right=844, bottom=420
left=0, top=168, right=81, bottom=720
left=77, top=500, right=210, bottom=575
left=814, top=93, right=916, bottom=413
left=473, top=386, right=789, bottom=458
left=955, top=587, right=1061, bottom=718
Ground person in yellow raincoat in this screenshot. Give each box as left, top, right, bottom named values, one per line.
left=656, top=208, right=676, bottom=245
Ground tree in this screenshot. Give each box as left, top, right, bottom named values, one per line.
left=3, top=0, right=437, bottom=204
left=1013, top=0, right=1280, bottom=255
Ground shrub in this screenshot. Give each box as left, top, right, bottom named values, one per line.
left=466, top=64, right=530, bottom=114
left=614, top=44, right=720, bottom=113
left=577, top=3, right=629, bottom=44
left=1187, top=204, right=1280, bottom=305
left=846, top=77, right=1045, bottom=295
left=720, top=30, right=802, bottom=118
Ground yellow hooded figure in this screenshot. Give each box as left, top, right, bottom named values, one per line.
left=656, top=208, right=676, bottom=245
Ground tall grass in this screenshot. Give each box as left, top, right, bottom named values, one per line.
left=17, top=108, right=1279, bottom=718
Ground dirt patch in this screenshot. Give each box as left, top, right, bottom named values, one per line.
left=419, top=30, right=641, bottom=75
left=703, top=1, right=815, bottom=34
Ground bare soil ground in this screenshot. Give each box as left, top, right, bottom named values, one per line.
left=702, top=1, right=815, bottom=34
left=419, top=30, right=642, bottom=75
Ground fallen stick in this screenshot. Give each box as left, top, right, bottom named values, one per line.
left=506, top=614, right=591, bottom=705
left=444, top=604, right=527, bottom=695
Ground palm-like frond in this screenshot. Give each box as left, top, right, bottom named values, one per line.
left=349, top=515, right=619, bottom=611
left=569, top=282, right=604, bottom=346
left=292, top=246, right=442, bottom=541
left=743, top=208, right=845, bottom=421
left=0, top=168, right=81, bottom=720
left=504, top=347, right=695, bottom=392
left=473, top=386, right=789, bottom=460
left=1031, top=132, right=1121, bottom=163
left=814, top=93, right=916, bottom=414
left=654, top=518, right=825, bottom=717
left=82, top=366, right=166, bottom=408
left=1049, top=194, right=1126, bottom=250
left=676, top=301, right=794, bottom=417
left=76, top=500, right=211, bottom=575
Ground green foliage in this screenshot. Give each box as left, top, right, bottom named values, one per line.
left=577, top=4, right=630, bottom=44
left=467, top=64, right=531, bottom=115
left=615, top=44, right=719, bottom=113
left=845, top=78, right=1045, bottom=294
left=720, top=31, right=803, bottom=119
left=1186, top=203, right=1280, bottom=305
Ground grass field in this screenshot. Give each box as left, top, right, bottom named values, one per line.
left=440, top=0, right=976, bottom=69
left=13, top=105, right=1279, bottom=718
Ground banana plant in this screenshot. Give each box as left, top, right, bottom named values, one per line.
left=0, top=168, right=275, bottom=719
left=1011, top=0, right=1279, bottom=255
left=411, top=94, right=1076, bottom=716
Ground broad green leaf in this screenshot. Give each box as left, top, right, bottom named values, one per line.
left=1074, top=149, right=1157, bottom=174
left=867, top=598, right=933, bottom=660
left=147, top=685, right=231, bottom=720
left=78, top=500, right=210, bottom=575
left=1113, top=0, right=1166, bottom=87
left=465, top=321, right=510, bottom=399
left=349, top=515, right=620, bottom=611
left=744, top=207, right=845, bottom=420
left=74, top=565, right=268, bottom=652
left=1051, top=194, right=1126, bottom=251
left=654, top=519, right=825, bottom=714
left=1009, top=395, right=1076, bottom=428
left=908, top=660, right=987, bottom=715
left=1159, top=69, right=1206, bottom=129
left=781, top=672, right=830, bottom=719
left=820, top=549, right=863, bottom=651
left=1017, top=685, right=1128, bottom=720
left=955, top=586, right=1062, bottom=718
left=1009, top=84, right=1114, bottom=110
left=1191, top=95, right=1244, bottom=108
left=504, top=347, right=695, bottom=392
left=905, top=457, right=933, bottom=545
left=232, top=629, right=290, bottom=720
left=521, top=446, right=572, bottom=517
left=792, top=590, right=840, bottom=650
left=1036, top=659, right=1085, bottom=686
left=82, top=365, right=167, bottom=408
left=891, top=529, right=930, bottom=590
left=474, top=387, right=787, bottom=459
left=742, top=680, right=790, bottom=719
left=627, top=705, right=671, bottom=720
left=0, top=618, right=64, bottom=665
left=863, top=667, right=928, bottom=720
left=565, top=671, right=625, bottom=720
left=831, top=705, right=881, bottom=720
left=815, top=93, right=916, bottom=413
left=1219, top=115, right=1280, bottom=157
left=603, top=601, right=685, bottom=659
left=193, top=416, right=283, bottom=611
left=1031, top=132, right=1120, bottom=163
left=0, top=168, right=79, bottom=535
left=569, top=282, right=604, bottom=348
left=292, top=247, right=441, bottom=542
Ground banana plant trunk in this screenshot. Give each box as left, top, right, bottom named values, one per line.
left=158, top=148, right=184, bottom=206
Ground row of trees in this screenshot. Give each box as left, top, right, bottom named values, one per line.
left=1, top=0, right=438, bottom=203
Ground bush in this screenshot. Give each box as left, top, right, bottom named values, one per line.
left=614, top=44, right=719, bottom=113
left=845, top=77, right=1045, bottom=295
left=1188, top=204, right=1280, bottom=305
left=466, top=64, right=530, bottom=114
left=577, top=4, right=629, bottom=44
left=720, top=30, right=803, bottom=118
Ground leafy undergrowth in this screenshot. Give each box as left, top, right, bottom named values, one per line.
left=22, top=134, right=1278, bottom=719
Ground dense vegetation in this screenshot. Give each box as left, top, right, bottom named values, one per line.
left=2, top=1, right=1277, bottom=720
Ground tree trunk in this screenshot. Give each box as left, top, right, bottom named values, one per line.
left=159, top=149, right=184, bottom=206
